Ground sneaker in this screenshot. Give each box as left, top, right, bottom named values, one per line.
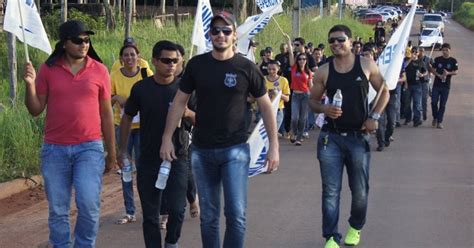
left=413, top=120, right=422, bottom=127
left=395, top=122, right=401, bottom=128
left=303, top=132, right=309, bottom=139
left=325, top=237, right=340, bottom=248
left=295, top=140, right=302, bottom=146
left=432, top=119, right=437, bottom=127
left=116, top=214, right=136, bottom=225
left=437, top=123, right=444, bottom=129
left=116, top=169, right=122, bottom=175
left=290, top=135, right=296, bottom=144
left=384, top=140, right=391, bottom=147
left=376, top=145, right=384, bottom=152
left=277, top=132, right=283, bottom=138
left=403, top=120, right=410, bottom=125
left=344, top=226, right=361, bottom=246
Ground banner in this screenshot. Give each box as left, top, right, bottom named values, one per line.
left=191, top=0, right=213, bottom=55
left=248, top=91, right=281, bottom=177
left=369, top=0, right=417, bottom=102
left=256, top=0, right=284, bottom=13
left=3, top=0, right=52, bottom=55
left=236, top=2, right=283, bottom=56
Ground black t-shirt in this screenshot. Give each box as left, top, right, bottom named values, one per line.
left=125, top=77, right=189, bottom=163
left=180, top=52, right=267, bottom=149
left=275, top=53, right=290, bottom=77
left=432, top=56, right=458, bottom=88
left=405, top=59, right=426, bottom=85
left=260, top=60, right=269, bottom=76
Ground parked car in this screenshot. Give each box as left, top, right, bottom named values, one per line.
left=360, top=13, right=384, bottom=25
left=420, top=14, right=445, bottom=35
left=416, top=7, right=427, bottom=14
left=419, top=28, right=443, bottom=49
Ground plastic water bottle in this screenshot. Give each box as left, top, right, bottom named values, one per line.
left=332, top=89, right=343, bottom=108
left=155, top=160, right=172, bottom=189
left=415, top=69, right=420, bottom=81
left=122, top=158, right=133, bottom=183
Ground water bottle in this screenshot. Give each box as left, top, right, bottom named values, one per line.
left=415, top=69, right=420, bottom=81
left=122, top=158, right=133, bottom=183
left=332, top=89, right=343, bottom=108
left=155, top=160, right=172, bottom=189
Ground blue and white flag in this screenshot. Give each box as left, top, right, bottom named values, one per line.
left=191, top=0, right=213, bottom=55
left=256, top=0, right=284, bottom=13
left=248, top=91, right=281, bottom=177
left=369, top=0, right=417, bottom=102
left=236, top=1, right=283, bottom=56
left=3, top=0, right=52, bottom=54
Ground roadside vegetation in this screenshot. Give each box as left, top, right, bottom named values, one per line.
left=453, top=2, right=474, bottom=30
left=0, top=8, right=374, bottom=183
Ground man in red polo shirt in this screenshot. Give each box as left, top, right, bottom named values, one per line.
left=23, top=20, right=117, bottom=247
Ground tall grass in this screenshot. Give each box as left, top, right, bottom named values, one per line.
left=0, top=8, right=374, bottom=182
left=453, top=2, right=474, bottom=30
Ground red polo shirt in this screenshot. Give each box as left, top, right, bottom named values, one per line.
left=36, top=56, right=111, bottom=145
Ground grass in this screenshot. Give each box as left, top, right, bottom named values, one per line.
left=453, top=2, right=474, bottom=30
left=0, top=8, right=374, bottom=183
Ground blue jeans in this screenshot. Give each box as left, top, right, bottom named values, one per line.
left=40, top=140, right=105, bottom=248
left=421, top=83, right=429, bottom=119
left=431, top=87, right=450, bottom=123
left=291, top=92, right=309, bottom=141
left=277, top=109, right=284, bottom=134
left=395, top=84, right=401, bottom=123
left=317, top=130, right=370, bottom=243
left=405, top=84, right=422, bottom=123
left=190, top=143, right=250, bottom=248
left=115, top=126, right=140, bottom=216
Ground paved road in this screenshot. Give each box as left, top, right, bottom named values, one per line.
left=0, top=14, right=472, bottom=248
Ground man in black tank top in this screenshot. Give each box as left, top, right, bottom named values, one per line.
left=309, top=25, right=389, bottom=248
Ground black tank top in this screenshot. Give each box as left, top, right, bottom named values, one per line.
left=324, top=56, right=369, bottom=130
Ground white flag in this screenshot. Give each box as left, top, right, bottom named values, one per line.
left=191, top=0, right=213, bottom=55
left=369, top=0, right=417, bottom=102
left=3, top=0, right=52, bottom=54
left=256, top=0, right=284, bottom=13
left=248, top=91, right=281, bottom=177
left=236, top=1, right=283, bottom=56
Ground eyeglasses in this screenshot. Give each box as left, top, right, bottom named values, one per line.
left=210, top=27, right=233, bottom=36
left=158, top=58, right=179, bottom=64
left=69, top=37, right=90, bottom=45
left=328, top=37, right=347, bottom=44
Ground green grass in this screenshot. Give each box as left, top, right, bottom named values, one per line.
left=453, top=2, right=474, bottom=30
left=0, top=9, right=373, bottom=183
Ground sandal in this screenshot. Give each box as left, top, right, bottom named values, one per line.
left=116, top=214, right=136, bottom=225
left=189, top=197, right=200, bottom=218
left=160, top=215, right=168, bottom=229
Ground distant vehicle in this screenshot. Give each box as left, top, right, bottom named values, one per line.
left=416, top=7, right=427, bottom=14
left=360, top=13, right=384, bottom=25
left=419, top=28, right=443, bottom=49
left=420, top=14, right=445, bottom=35
left=378, top=12, right=392, bottom=22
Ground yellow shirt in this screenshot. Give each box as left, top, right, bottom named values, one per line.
left=405, top=46, right=412, bottom=58
left=265, top=76, right=290, bottom=109
left=111, top=58, right=150, bottom=74
left=110, top=67, right=154, bottom=128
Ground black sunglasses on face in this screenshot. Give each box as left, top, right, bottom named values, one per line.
left=293, top=43, right=301, bottom=47
left=69, top=37, right=90, bottom=45
left=159, top=58, right=179, bottom=64
left=210, top=27, right=233, bottom=36
left=298, top=57, right=307, bottom=61
left=328, top=37, right=347, bottom=44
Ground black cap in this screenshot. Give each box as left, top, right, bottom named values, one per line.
left=124, top=37, right=137, bottom=46
left=59, top=20, right=95, bottom=41
left=318, top=43, right=325, bottom=49
left=307, top=42, right=314, bottom=48
left=211, top=11, right=237, bottom=28
left=265, top=47, right=272, bottom=53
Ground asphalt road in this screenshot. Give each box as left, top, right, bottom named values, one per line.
left=94, top=15, right=474, bottom=248
left=0, top=14, right=471, bottom=248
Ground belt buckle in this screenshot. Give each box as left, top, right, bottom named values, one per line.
left=340, top=132, right=348, bottom=136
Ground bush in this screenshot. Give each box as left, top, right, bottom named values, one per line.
left=43, top=9, right=106, bottom=41
left=453, top=2, right=474, bottom=30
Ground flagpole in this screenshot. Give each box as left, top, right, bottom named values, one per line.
left=272, top=17, right=286, bottom=36
left=189, top=44, right=194, bottom=60
left=17, top=0, right=30, bottom=62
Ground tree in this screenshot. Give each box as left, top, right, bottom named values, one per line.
left=104, top=0, right=116, bottom=30
left=161, top=0, right=166, bottom=15
left=7, top=33, right=17, bottom=105
left=173, top=0, right=178, bottom=27
left=125, top=0, right=132, bottom=39
left=61, top=0, right=67, bottom=23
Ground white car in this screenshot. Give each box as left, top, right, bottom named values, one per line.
left=419, top=28, right=443, bottom=49
left=420, top=14, right=445, bottom=36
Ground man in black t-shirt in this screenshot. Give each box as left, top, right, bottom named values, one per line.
left=403, top=47, right=428, bottom=127
left=119, top=41, right=193, bottom=248
left=429, top=43, right=458, bottom=129
left=160, top=11, right=279, bottom=248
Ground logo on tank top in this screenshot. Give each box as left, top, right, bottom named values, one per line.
left=355, top=76, right=362, bottom=81
left=224, top=73, right=237, bottom=88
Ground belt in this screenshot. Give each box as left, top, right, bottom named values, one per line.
left=321, top=126, right=364, bottom=137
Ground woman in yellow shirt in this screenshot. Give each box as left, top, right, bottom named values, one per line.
left=264, top=60, right=290, bottom=136
left=110, top=43, right=153, bottom=225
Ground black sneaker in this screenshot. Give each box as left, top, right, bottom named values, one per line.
left=384, top=140, right=391, bottom=147
left=376, top=146, right=384, bottom=152
left=413, top=120, right=422, bottom=127
left=395, top=122, right=401, bottom=128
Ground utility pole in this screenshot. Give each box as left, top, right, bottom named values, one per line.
left=338, top=0, right=343, bottom=19
left=125, top=0, right=131, bottom=39
left=292, top=0, right=300, bottom=38
left=61, top=0, right=67, bottom=23
left=320, top=0, right=323, bottom=17
left=451, top=0, right=454, bottom=13
left=7, top=33, right=17, bottom=105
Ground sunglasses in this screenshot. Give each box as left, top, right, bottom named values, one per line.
left=298, top=57, right=307, bottom=61
left=210, top=27, right=233, bottom=36
left=328, top=37, right=347, bottom=44
left=69, top=37, right=90, bottom=45
left=158, top=58, right=179, bottom=64
left=293, top=43, right=301, bottom=47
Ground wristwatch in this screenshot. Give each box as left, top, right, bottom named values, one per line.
left=369, top=112, right=381, bottom=121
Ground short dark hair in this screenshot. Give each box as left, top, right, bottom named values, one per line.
left=268, top=60, right=281, bottom=66
left=294, top=37, right=306, bottom=46
left=176, top=43, right=185, bottom=56
left=353, top=41, right=361, bottom=47
left=328, top=25, right=352, bottom=38
left=441, top=43, right=451, bottom=49
left=119, top=44, right=139, bottom=56
left=152, top=40, right=178, bottom=59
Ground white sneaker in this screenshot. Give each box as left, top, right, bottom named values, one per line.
left=303, top=132, right=309, bottom=138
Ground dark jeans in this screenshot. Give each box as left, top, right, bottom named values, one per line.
left=317, top=130, right=370, bottom=243
left=161, top=160, right=197, bottom=215
left=421, top=83, right=429, bottom=120
left=376, top=93, right=397, bottom=146
left=431, top=87, right=450, bottom=123
left=137, top=157, right=188, bottom=247
left=404, top=84, right=422, bottom=123
left=283, top=95, right=292, bottom=133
